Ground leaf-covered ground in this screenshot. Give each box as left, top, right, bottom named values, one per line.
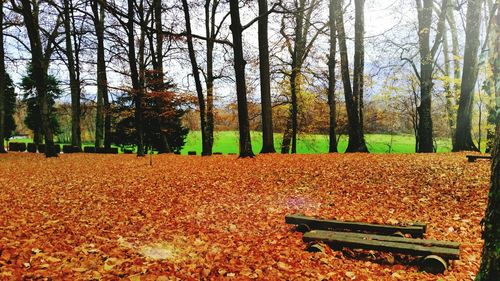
left=0, top=153, right=490, bottom=280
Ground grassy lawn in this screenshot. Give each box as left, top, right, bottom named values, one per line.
left=5, top=131, right=456, bottom=154
left=182, top=131, right=453, bottom=154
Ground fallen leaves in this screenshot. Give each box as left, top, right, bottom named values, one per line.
left=0, top=152, right=490, bottom=280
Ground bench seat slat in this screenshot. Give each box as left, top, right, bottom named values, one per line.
left=303, top=230, right=460, bottom=260
left=286, top=214, right=426, bottom=237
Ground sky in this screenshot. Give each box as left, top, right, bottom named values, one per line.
left=4, top=0, right=423, bottom=105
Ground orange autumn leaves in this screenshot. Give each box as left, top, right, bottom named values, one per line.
left=0, top=152, right=491, bottom=280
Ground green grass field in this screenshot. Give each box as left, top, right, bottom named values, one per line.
left=182, top=131, right=453, bottom=154
left=5, top=131, right=456, bottom=154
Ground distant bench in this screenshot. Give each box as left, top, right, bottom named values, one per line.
left=466, top=155, right=492, bottom=162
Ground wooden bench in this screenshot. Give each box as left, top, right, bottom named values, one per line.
left=466, top=155, right=492, bottom=162
left=285, top=214, right=426, bottom=238
left=303, top=230, right=459, bottom=274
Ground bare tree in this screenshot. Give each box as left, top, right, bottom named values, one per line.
left=181, top=0, right=210, bottom=155
left=334, top=0, right=368, bottom=152
left=453, top=0, right=482, bottom=152
left=259, top=0, right=276, bottom=153
left=0, top=1, right=6, bottom=153
left=10, top=0, right=62, bottom=157
left=127, top=0, right=145, bottom=156
left=229, top=0, right=254, bottom=157
left=92, top=0, right=111, bottom=150
left=327, top=0, right=337, bottom=152
left=414, top=0, right=447, bottom=153
left=62, top=0, right=82, bottom=148
left=280, top=0, right=326, bottom=154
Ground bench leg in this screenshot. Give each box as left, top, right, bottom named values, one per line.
left=420, top=255, right=447, bottom=274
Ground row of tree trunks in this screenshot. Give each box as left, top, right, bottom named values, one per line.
left=453, top=0, right=482, bottom=152
left=229, top=0, right=254, bottom=158
left=334, top=0, right=368, bottom=153
left=477, top=4, right=500, bottom=279
left=0, top=1, right=5, bottom=153
left=258, top=0, right=275, bottom=154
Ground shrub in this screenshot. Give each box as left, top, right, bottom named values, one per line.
left=37, top=144, right=46, bottom=153
left=27, top=143, right=36, bottom=153
left=83, top=146, right=95, bottom=153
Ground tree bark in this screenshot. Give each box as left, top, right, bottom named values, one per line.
left=476, top=6, right=500, bottom=280
left=258, top=0, right=275, bottom=153
left=127, top=0, right=145, bottom=156
left=0, top=1, right=6, bottom=153
left=328, top=0, right=337, bottom=153
left=229, top=0, right=254, bottom=157
left=334, top=0, right=368, bottom=152
left=63, top=0, right=81, bottom=148
left=453, top=0, right=482, bottom=152
left=181, top=0, right=210, bottom=156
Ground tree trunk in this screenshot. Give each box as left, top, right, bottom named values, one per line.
left=0, top=1, right=6, bottom=153
left=92, top=0, right=107, bottom=149
left=454, top=0, right=482, bottom=152
left=415, top=0, right=447, bottom=153
left=416, top=0, right=433, bottom=153
left=334, top=0, right=367, bottom=153
left=476, top=7, right=500, bottom=279
left=258, top=0, right=275, bottom=153
left=127, top=0, right=144, bottom=156
left=205, top=0, right=215, bottom=156
left=327, top=0, right=337, bottom=153
left=229, top=0, right=254, bottom=157
left=181, top=0, right=210, bottom=156
left=281, top=0, right=318, bottom=154
left=349, top=0, right=368, bottom=152
left=63, top=0, right=81, bottom=148
left=446, top=4, right=461, bottom=99
left=443, top=30, right=456, bottom=146
left=290, top=68, right=299, bottom=154
left=153, top=0, right=170, bottom=153
left=17, top=0, right=57, bottom=157
left=281, top=117, right=292, bottom=153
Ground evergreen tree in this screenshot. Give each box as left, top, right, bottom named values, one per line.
left=3, top=74, right=16, bottom=140
left=21, top=65, right=61, bottom=143
left=113, top=75, right=189, bottom=153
